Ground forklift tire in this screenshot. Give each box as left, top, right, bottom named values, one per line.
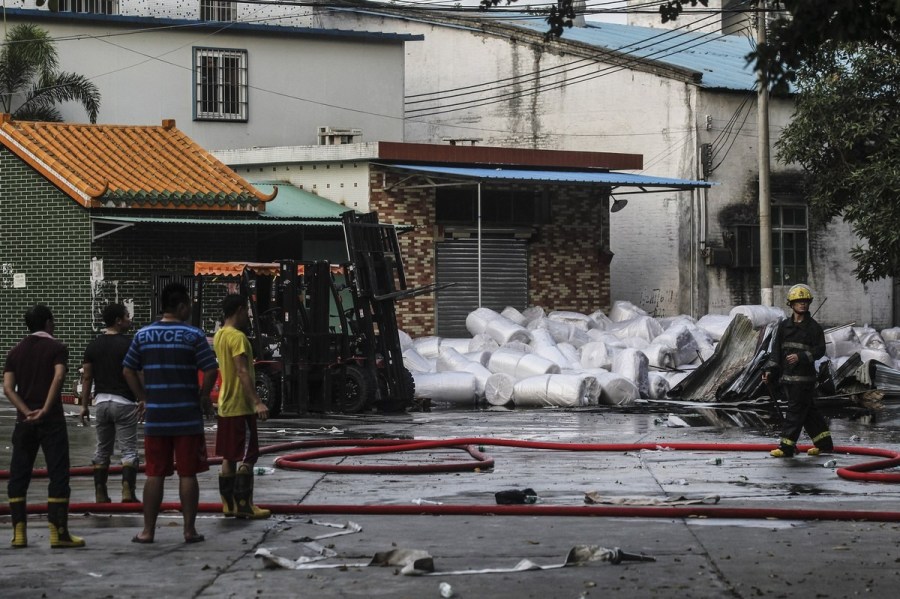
left=256, top=371, right=281, bottom=418
left=338, top=364, right=376, bottom=414
left=377, top=367, right=416, bottom=413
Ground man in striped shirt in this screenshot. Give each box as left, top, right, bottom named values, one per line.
left=123, top=283, right=218, bottom=544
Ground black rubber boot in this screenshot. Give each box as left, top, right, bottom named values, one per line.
left=47, top=498, right=86, bottom=548
left=219, top=474, right=236, bottom=517
left=9, top=497, right=27, bottom=548
left=234, top=466, right=271, bottom=519
left=93, top=464, right=111, bottom=503
left=121, top=464, right=140, bottom=503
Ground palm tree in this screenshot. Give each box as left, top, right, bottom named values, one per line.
left=0, top=23, right=100, bottom=123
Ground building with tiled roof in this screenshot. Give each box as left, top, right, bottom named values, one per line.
left=0, top=116, right=350, bottom=369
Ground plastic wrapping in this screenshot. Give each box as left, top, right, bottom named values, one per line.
left=465, top=307, right=502, bottom=336
left=502, top=340, right=534, bottom=354
left=521, top=306, right=545, bottom=324
left=647, top=373, right=671, bottom=400
left=696, top=314, right=733, bottom=342
left=556, top=343, right=581, bottom=368
left=854, top=326, right=887, bottom=350
left=412, top=372, right=478, bottom=404
left=487, top=348, right=561, bottom=379
left=548, top=311, right=596, bottom=331
left=608, top=316, right=664, bottom=344
left=500, top=306, right=527, bottom=325
left=398, top=329, right=414, bottom=350
left=882, top=327, right=900, bottom=342
left=609, top=300, right=649, bottom=322
left=484, top=373, right=516, bottom=406
left=642, top=343, right=677, bottom=370
left=436, top=347, right=492, bottom=396
left=440, top=338, right=474, bottom=354
left=825, top=325, right=862, bottom=359
left=859, top=348, right=893, bottom=366
left=611, top=348, right=650, bottom=399
left=583, top=369, right=640, bottom=406
left=464, top=350, right=492, bottom=367
left=485, top=316, right=532, bottom=345
left=403, top=347, right=436, bottom=373
left=528, top=317, right=591, bottom=347
left=412, top=336, right=442, bottom=358
left=618, top=336, right=650, bottom=350
left=512, top=374, right=595, bottom=408
left=589, top=310, right=612, bottom=330
left=652, top=324, right=700, bottom=366
left=468, top=333, right=500, bottom=352
left=728, top=305, right=785, bottom=329
left=580, top=341, right=614, bottom=370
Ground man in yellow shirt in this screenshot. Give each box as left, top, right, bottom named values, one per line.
left=213, top=294, right=270, bottom=519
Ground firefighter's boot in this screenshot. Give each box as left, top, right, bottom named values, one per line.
left=93, top=464, right=112, bottom=503
left=121, top=464, right=140, bottom=503
left=219, top=473, right=236, bottom=517
left=47, top=498, right=85, bottom=548
left=9, top=497, right=27, bottom=548
left=234, top=466, right=271, bottom=519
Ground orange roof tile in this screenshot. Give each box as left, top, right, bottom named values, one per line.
left=0, top=115, right=275, bottom=210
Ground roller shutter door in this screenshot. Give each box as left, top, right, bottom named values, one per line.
left=435, top=238, right=528, bottom=337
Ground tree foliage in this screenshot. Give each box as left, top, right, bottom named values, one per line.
left=0, top=24, right=100, bottom=123
left=776, top=42, right=900, bottom=283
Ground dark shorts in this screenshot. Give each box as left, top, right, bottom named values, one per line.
left=144, top=434, right=209, bottom=477
left=215, top=415, right=260, bottom=465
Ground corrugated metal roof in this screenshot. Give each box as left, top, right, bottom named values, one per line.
left=251, top=182, right=349, bottom=219
left=503, top=18, right=759, bottom=91
left=386, top=164, right=712, bottom=189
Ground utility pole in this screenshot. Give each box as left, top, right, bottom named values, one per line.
left=757, top=0, right=773, bottom=307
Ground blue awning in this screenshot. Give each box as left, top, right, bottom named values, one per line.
left=384, top=164, right=712, bottom=193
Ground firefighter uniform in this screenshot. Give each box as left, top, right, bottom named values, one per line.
left=764, top=286, right=833, bottom=457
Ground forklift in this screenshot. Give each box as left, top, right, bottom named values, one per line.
left=185, top=211, right=432, bottom=416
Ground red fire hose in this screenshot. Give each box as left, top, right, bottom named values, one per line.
left=1, top=438, right=898, bottom=521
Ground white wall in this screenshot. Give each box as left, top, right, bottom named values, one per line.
left=8, top=13, right=406, bottom=150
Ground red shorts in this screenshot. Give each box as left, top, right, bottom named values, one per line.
left=144, top=434, right=209, bottom=477
left=215, top=415, right=260, bottom=465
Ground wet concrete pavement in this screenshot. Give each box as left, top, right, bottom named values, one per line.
left=2, top=398, right=900, bottom=598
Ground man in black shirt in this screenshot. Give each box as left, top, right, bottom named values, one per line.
left=4, top=304, right=84, bottom=548
left=80, top=303, right=142, bottom=503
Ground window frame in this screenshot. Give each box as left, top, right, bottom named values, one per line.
left=772, top=203, right=809, bottom=285
left=199, top=0, right=238, bottom=22
left=56, top=0, right=119, bottom=15
left=193, top=47, right=249, bottom=123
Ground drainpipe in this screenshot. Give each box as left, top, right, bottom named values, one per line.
left=477, top=182, right=482, bottom=307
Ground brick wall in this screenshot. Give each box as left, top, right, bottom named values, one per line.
left=369, top=166, right=610, bottom=336
left=0, top=150, right=91, bottom=385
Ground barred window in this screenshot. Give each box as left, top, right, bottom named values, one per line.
left=772, top=205, right=808, bottom=285
left=200, top=0, right=237, bottom=22
left=194, top=48, right=248, bottom=122
left=57, top=0, right=118, bottom=15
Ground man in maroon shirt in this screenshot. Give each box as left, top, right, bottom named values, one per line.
left=3, top=304, right=84, bottom=549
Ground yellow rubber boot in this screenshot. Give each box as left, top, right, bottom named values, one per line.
left=9, top=497, right=27, bottom=548
left=234, top=466, right=271, bottom=520
left=47, top=498, right=86, bottom=548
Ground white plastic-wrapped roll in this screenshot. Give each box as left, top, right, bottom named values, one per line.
left=582, top=375, right=601, bottom=405
left=502, top=340, right=534, bottom=354
left=860, top=348, right=893, bottom=365
left=887, top=341, right=900, bottom=361
left=403, top=347, right=436, bottom=373
left=487, top=348, right=560, bottom=378
left=608, top=316, right=664, bottom=343
left=663, top=370, right=689, bottom=389
left=556, top=343, right=582, bottom=368
left=512, top=374, right=593, bottom=408
left=652, top=324, right=699, bottom=366
left=441, top=338, right=474, bottom=354
left=485, top=316, right=532, bottom=345
left=398, top=329, right=414, bottom=350
left=487, top=348, right=527, bottom=376
left=468, top=333, right=500, bottom=352
left=825, top=325, right=862, bottom=359
left=584, top=369, right=640, bottom=406
left=464, top=350, right=492, bottom=367
left=580, top=342, right=613, bottom=369
left=609, top=300, right=649, bottom=322
left=696, top=314, right=733, bottom=342
left=548, top=311, right=596, bottom=331
left=500, top=306, right=527, bottom=325
left=585, top=329, right=627, bottom=349
left=529, top=317, right=591, bottom=348
left=657, top=315, right=695, bottom=330
left=413, top=336, right=442, bottom=358
left=465, top=307, right=502, bottom=337
left=854, top=326, right=887, bottom=350
left=728, top=305, right=785, bottom=329
left=484, top=373, right=516, bottom=407
left=529, top=327, right=556, bottom=348
left=642, top=343, right=677, bottom=370
left=618, top=336, right=650, bottom=350
left=648, top=372, right=671, bottom=400
left=521, top=306, right=545, bottom=324
left=533, top=345, right=575, bottom=369
left=412, top=372, right=478, bottom=404
left=589, top=309, right=612, bottom=330
left=611, top=348, right=650, bottom=399
left=882, top=327, right=900, bottom=342
left=436, top=347, right=473, bottom=372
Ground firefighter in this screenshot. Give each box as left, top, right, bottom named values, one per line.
left=762, top=284, right=833, bottom=457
